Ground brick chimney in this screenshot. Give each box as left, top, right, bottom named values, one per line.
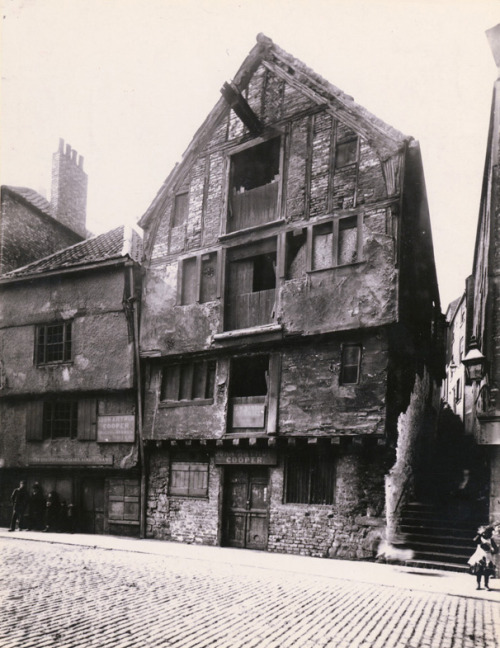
left=51, top=138, right=88, bottom=237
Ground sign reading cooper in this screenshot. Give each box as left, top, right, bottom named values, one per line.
left=97, top=415, right=135, bottom=443
left=215, top=449, right=277, bottom=465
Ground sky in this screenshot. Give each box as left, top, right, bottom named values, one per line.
left=1, top=0, right=499, bottom=308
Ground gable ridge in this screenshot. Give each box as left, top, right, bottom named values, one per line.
left=139, top=33, right=411, bottom=236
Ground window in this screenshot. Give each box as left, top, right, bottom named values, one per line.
left=173, top=192, right=188, bottom=227
left=160, top=360, right=216, bottom=403
left=228, top=353, right=280, bottom=434
left=26, top=399, right=96, bottom=442
left=179, top=252, right=218, bottom=305
left=43, top=401, right=78, bottom=439
left=455, top=379, right=462, bottom=404
left=225, top=238, right=277, bottom=331
left=311, top=216, right=361, bottom=270
left=228, top=137, right=281, bottom=232
left=335, top=138, right=358, bottom=168
left=36, top=321, right=72, bottom=365
left=170, top=454, right=209, bottom=497
left=285, top=451, right=336, bottom=505
left=340, top=344, right=362, bottom=385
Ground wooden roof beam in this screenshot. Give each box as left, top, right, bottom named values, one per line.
left=221, top=81, right=263, bottom=135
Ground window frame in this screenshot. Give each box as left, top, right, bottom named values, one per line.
left=169, top=455, right=209, bottom=498
left=335, top=137, right=359, bottom=169
left=172, top=191, right=189, bottom=227
left=223, top=133, right=284, bottom=236
left=177, top=250, right=220, bottom=306
left=284, top=451, right=336, bottom=505
left=340, top=343, right=362, bottom=386
left=35, top=321, right=73, bottom=366
left=306, top=213, right=363, bottom=272
left=160, top=359, right=216, bottom=407
left=42, top=400, right=79, bottom=440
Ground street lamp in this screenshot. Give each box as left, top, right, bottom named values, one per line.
left=462, top=336, right=487, bottom=384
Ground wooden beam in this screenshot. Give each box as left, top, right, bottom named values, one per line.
left=221, top=82, right=263, bottom=135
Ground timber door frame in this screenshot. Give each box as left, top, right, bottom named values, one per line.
left=221, top=466, right=270, bottom=551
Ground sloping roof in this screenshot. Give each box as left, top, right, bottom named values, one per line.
left=445, top=294, right=464, bottom=323
left=1, top=225, right=142, bottom=280
left=2, top=185, right=53, bottom=218
left=139, top=33, right=410, bottom=231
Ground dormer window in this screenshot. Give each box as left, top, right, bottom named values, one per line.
left=227, top=137, right=281, bottom=233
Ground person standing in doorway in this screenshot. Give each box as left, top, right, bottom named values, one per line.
left=9, top=480, right=28, bottom=531
left=28, top=482, right=45, bottom=530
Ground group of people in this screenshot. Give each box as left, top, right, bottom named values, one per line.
left=9, top=480, right=77, bottom=534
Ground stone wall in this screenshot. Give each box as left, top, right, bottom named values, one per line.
left=0, top=191, right=82, bottom=275
left=146, top=449, right=220, bottom=544
left=146, top=445, right=387, bottom=560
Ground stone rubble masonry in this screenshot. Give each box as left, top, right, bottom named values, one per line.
left=146, top=446, right=387, bottom=560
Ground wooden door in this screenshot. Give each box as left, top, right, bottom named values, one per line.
left=80, top=478, right=105, bottom=534
left=222, top=467, right=269, bottom=550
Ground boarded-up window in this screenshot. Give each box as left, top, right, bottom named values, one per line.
left=26, top=401, right=44, bottom=441
left=340, top=344, right=362, bottom=385
left=173, top=192, right=188, bottom=227
left=335, top=138, right=358, bottom=168
left=225, top=239, right=277, bottom=331
left=228, top=353, right=280, bottom=434
left=170, top=459, right=209, bottom=497
left=161, top=360, right=216, bottom=402
left=312, top=222, right=334, bottom=270
left=285, top=451, right=336, bottom=505
left=108, top=479, right=140, bottom=523
left=228, top=137, right=281, bottom=232
left=35, top=321, right=72, bottom=364
left=181, top=257, right=198, bottom=305
left=77, top=399, right=98, bottom=441
left=200, top=253, right=217, bottom=303
left=179, top=252, right=218, bottom=305
left=311, top=216, right=361, bottom=270
left=338, top=217, right=358, bottom=265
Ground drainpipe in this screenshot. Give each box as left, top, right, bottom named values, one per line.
left=127, top=263, right=147, bottom=539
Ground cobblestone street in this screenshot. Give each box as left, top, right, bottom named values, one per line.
left=0, top=534, right=499, bottom=648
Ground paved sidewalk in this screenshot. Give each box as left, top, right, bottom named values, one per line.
left=1, top=528, right=497, bottom=602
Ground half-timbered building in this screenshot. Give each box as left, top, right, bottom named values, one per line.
left=139, top=35, right=443, bottom=558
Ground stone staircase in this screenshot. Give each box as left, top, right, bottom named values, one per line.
left=398, top=502, right=482, bottom=572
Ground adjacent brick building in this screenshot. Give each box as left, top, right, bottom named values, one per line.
left=0, top=225, right=144, bottom=536
left=138, top=35, right=444, bottom=559
left=0, top=139, right=88, bottom=275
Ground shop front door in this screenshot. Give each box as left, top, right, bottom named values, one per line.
left=80, top=478, right=105, bottom=534
left=222, top=467, right=269, bottom=550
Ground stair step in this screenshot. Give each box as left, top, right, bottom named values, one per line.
left=412, top=549, right=470, bottom=564
left=401, top=533, right=473, bottom=547
left=407, top=541, right=472, bottom=554
left=404, top=559, right=470, bottom=573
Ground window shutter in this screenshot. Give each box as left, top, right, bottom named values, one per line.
left=77, top=399, right=97, bottom=441
left=266, top=352, right=281, bottom=435
left=26, top=401, right=44, bottom=441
